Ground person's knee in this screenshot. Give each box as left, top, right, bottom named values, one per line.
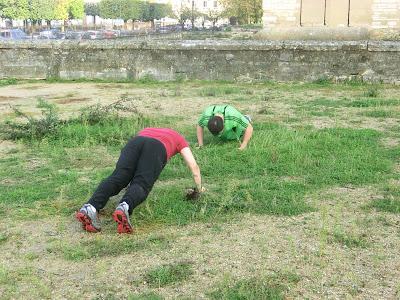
left=108, top=170, right=132, bottom=189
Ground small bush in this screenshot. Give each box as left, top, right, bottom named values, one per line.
left=313, top=77, right=331, bottom=85
left=0, top=78, right=17, bottom=87
left=364, top=86, right=379, bottom=98
left=137, top=74, right=158, bottom=84
left=0, top=98, right=61, bottom=141
left=79, top=96, right=142, bottom=125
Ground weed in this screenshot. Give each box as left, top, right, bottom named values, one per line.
left=0, top=98, right=61, bottom=141
left=48, top=234, right=172, bottom=261
left=346, top=98, right=400, bottom=108
left=173, top=86, right=182, bottom=97
left=364, top=86, right=379, bottom=98
left=208, top=274, right=290, bottom=300
left=0, top=265, right=51, bottom=298
left=329, top=230, right=369, bottom=248
left=199, top=86, right=241, bottom=97
left=138, top=74, right=158, bottom=84
left=367, top=184, right=400, bottom=213
left=0, top=233, right=8, bottom=245
left=363, top=110, right=393, bottom=118
left=0, top=78, right=18, bottom=87
left=143, top=261, right=193, bottom=287
left=128, top=292, right=163, bottom=300
left=312, top=77, right=332, bottom=85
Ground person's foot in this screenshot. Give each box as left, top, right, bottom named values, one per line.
left=112, top=202, right=133, bottom=234
left=76, top=204, right=101, bottom=233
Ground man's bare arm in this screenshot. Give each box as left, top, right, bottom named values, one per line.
left=239, top=123, right=253, bottom=150
left=196, top=124, right=205, bottom=147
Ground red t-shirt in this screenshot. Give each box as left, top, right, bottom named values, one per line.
left=138, top=128, right=189, bottom=160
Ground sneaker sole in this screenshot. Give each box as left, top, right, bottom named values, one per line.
left=112, top=210, right=133, bottom=234
left=76, top=211, right=101, bottom=233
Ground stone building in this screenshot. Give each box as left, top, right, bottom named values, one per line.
left=260, top=0, right=400, bottom=40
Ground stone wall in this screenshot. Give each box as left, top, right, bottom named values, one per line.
left=0, top=40, right=399, bottom=83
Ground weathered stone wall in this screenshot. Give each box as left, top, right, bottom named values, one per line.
left=0, top=40, right=399, bottom=83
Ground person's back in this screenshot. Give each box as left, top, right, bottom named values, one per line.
left=196, top=105, right=253, bottom=150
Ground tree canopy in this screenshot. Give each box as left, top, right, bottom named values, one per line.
left=220, top=0, right=262, bottom=24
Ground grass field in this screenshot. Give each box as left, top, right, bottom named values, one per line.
left=0, top=79, right=399, bottom=299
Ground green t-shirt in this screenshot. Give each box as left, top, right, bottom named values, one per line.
left=198, top=105, right=249, bottom=141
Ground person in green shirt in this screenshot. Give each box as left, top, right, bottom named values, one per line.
left=197, top=105, right=253, bottom=150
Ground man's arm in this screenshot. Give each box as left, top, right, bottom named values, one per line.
left=180, top=147, right=204, bottom=191
left=239, top=123, right=253, bottom=150
left=196, top=124, right=205, bottom=147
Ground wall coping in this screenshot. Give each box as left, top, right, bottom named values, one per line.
left=0, top=40, right=399, bottom=52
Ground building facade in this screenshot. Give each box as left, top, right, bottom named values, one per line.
left=263, top=0, right=400, bottom=29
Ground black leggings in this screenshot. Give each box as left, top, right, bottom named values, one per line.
left=88, top=136, right=167, bottom=215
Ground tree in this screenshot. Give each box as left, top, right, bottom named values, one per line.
left=84, top=2, right=100, bottom=16
left=84, top=2, right=100, bottom=26
left=220, top=0, right=262, bottom=25
left=205, top=8, right=225, bottom=30
left=174, top=6, right=191, bottom=30
left=68, top=0, right=84, bottom=19
left=99, top=0, right=143, bottom=28
left=29, top=0, right=55, bottom=26
left=142, top=2, right=172, bottom=28
left=174, top=4, right=200, bottom=30
left=53, top=0, right=69, bottom=21
left=0, top=0, right=29, bottom=20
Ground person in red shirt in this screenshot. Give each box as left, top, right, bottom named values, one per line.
left=76, top=128, right=204, bottom=234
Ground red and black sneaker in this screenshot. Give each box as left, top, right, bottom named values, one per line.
left=112, top=202, right=133, bottom=234
left=76, top=204, right=101, bottom=233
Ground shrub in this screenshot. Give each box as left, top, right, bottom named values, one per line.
left=0, top=98, right=61, bottom=141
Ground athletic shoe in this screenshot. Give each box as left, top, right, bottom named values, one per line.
left=75, top=204, right=101, bottom=233
left=112, top=202, right=133, bottom=234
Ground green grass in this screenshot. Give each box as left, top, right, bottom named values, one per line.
left=143, top=261, right=193, bottom=287
left=128, top=292, right=163, bottom=300
left=329, top=231, right=369, bottom=248
left=0, top=78, right=18, bottom=87
left=367, top=184, right=400, bottom=214
left=199, top=86, right=242, bottom=97
left=300, top=97, right=400, bottom=109
left=208, top=271, right=300, bottom=300
left=47, top=234, right=172, bottom=261
left=0, top=265, right=51, bottom=299
left=0, top=116, right=396, bottom=224
left=1, top=81, right=400, bottom=228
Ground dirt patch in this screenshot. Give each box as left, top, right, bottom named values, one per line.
left=0, top=96, right=19, bottom=102
left=380, top=137, right=400, bottom=148
left=1, top=185, right=399, bottom=299
left=55, top=98, right=90, bottom=105
left=0, top=140, right=22, bottom=158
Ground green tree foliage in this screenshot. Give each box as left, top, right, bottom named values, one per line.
left=174, top=6, right=197, bottom=30
left=142, top=3, right=172, bottom=22
left=84, top=2, right=100, bottom=16
left=0, top=0, right=29, bottom=20
left=53, top=0, right=69, bottom=20
left=220, top=0, right=262, bottom=24
left=29, top=0, right=55, bottom=22
left=68, top=0, right=84, bottom=19
left=99, top=0, right=143, bottom=22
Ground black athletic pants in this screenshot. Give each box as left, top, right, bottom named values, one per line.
left=88, top=136, right=167, bottom=215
